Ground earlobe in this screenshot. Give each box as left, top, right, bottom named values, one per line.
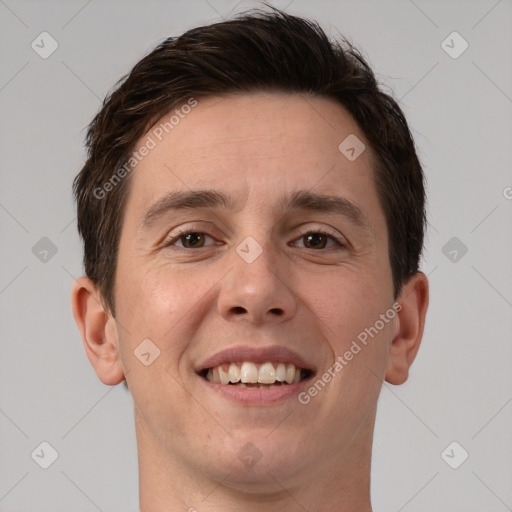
left=71, top=277, right=125, bottom=386
left=385, top=272, right=429, bottom=385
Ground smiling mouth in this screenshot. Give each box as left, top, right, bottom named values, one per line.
left=200, top=361, right=312, bottom=388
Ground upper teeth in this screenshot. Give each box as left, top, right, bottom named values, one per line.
left=205, top=362, right=302, bottom=385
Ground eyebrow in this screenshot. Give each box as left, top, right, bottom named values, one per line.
left=138, top=189, right=371, bottom=233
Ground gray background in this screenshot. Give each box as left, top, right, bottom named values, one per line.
left=1, top=0, right=511, bottom=510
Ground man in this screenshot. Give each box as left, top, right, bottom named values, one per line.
left=71, top=7, right=428, bottom=511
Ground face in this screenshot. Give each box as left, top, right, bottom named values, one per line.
left=112, top=92, right=397, bottom=489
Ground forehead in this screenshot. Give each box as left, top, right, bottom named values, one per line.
left=123, top=92, right=385, bottom=237
left=138, top=92, right=366, bottom=166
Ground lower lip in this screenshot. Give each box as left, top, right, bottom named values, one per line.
left=199, top=375, right=312, bottom=405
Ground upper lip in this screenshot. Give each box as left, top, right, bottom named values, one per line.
left=196, top=345, right=316, bottom=375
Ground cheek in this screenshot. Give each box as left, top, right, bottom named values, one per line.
left=306, top=269, right=393, bottom=401
left=307, top=266, right=390, bottom=342
left=114, top=269, right=202, bottom=435
left=115, top=265, right=195, bottom=366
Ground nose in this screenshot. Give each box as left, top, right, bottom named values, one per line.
left=217, top=240, right=298, bottom=325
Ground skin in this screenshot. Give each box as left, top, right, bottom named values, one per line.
left=72, top=92, right=429, bottom=512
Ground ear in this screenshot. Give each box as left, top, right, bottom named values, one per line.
left=385, top=272, right=429, bottom=385
left=71, top=276, right=125, bottom=386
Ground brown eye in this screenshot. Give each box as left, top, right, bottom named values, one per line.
left=179, top=232, right=206, bottom=248
left=303, top=233, right=329, bottom=249
left=165, top=231, right=216, bottom=249
left=293, top=230, right=344, bottom=250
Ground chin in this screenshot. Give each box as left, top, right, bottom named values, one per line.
left=210, top=430, right=308, bottom=491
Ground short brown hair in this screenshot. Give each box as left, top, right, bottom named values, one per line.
left=73, top=6, right=426, bottom=316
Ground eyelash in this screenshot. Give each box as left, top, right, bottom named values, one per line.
left=163, top=226, right=346, bottom=250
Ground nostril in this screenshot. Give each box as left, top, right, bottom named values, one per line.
left=232, top=306, right=246, bottom=314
